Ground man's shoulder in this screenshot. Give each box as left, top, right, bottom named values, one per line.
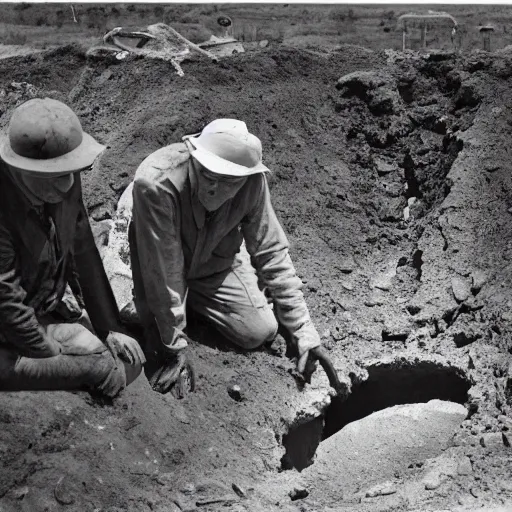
left=134, top=142, right=190, bottom=187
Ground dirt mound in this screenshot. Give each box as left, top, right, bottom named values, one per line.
left=0, top=44, right=512, bottom=511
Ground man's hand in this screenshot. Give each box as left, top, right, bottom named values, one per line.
left=297, top=346, right=348, bottom=396
left=147, top=350, right=195, bottom=398
left=106, top=331, right=146, bottom=366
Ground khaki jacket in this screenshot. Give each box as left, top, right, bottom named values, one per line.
left=130, top=142, right=321, bottom=357
left=0, top=164, right=123, bottom=357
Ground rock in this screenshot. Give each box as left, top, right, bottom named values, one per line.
left=336, top=70, right=402, bottom=116
left=337, top=255, right=357, bottom=274
left=453, top=328, right=482, bottom=348
left=479, top=432, right=506, bottom=449
left=11, top=486, right=29, bottom=500
left=371, top=264, right=397, bottom=291
left=54, top=476, right=76, bottom=505
left=154, top=472, right=175, bottom=486
left=365, top=481, right=397, bottom=497
left=232, top=483, right=246, bottom=498
left=91, top=205, right=113, bottom=222
left=451, top=277, right=471, bottom=302
left=289, top=486, right=309, bottom=501
left=375, top=158, right=397, bottom=176
left=422, top=455, right=458, bottom=490
left=471, top=270, right=488, bottom=293
left=227, top=383, right=245, bottom=402
left=304, top=400, right=467, bottom=500
left=457, top=456, right=473, bottom=475
left=423, top=470, right=444, bottom=490
left=382, top=316, right=412, bottom=341
left=365, top=289, right=387, bottom=307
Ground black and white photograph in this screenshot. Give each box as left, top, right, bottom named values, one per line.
left=0, top=1, right=511, bottom=510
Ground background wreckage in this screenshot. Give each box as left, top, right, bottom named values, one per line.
left=86, top=22, right=247, bottom=76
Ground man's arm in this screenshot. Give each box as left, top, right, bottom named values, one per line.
left=131, top=174, right=188, bottom=353
left=0, top=218, right=60, bottom=358
left=242, top=175, right=321, bottom=359
left=73, top=194, right=123, bottom=339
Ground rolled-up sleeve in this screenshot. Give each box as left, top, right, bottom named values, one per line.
left=242, top=175, right=321, bottom=356
left=131, top=175, right=187, bottom=352
left=0, top=218, right=60, bottom=358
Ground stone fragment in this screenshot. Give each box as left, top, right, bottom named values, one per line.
left=451, top=277, right=471, bottom=302
left=365, top=481, right=397, bottom=497
left=11, top=486, right=29, bottom=500
left=457, top=456, right=473, bottom=475
left=337, top=255, right=357, bottom=274
left=54, top=476, right=76, bottom=505
left=422, top=455, right=458, bottom=490
left=365, top=289, right=386, bottom=307
left=480, top=432, right=505, bottom=449
left=227, top=384, right=245, bottom=402
left=375, top=158, right=397, bottom=176
left=92, top=205, right=112, bottom=222
left=471, top=270, right=488, bottom=293
left=154, top=472, right=175, bottom=486
left=289, top=486, right=309, bottom=501
left=371, top=266, right=397, bottom=291
left=423, top=470, right=444, bottom=490
left=232, top=483, right=246, bottom=498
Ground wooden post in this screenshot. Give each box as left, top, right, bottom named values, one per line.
left=402, top=30, right=406, bottom=51
left=483, top=32, right=491, bottom=51
left=70, top=4, right=78, bottom=23
left=420, top=22, right=427, bottom=48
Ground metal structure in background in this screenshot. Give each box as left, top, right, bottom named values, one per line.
left=397, top=11, right=458, bottom=51
left=479, top=24, right=495, bottom=52
left=87, top=22, right=245, bottom=75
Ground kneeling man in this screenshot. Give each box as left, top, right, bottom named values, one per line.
left=0, top=98, right=144, bottom=397
left=130, top=119, right=334, bottom=393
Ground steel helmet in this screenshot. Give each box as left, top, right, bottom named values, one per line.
left=0, top=98, right=105, bottom=176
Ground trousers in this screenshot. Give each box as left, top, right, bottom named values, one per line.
left=0, top=323, right=138, bottom=397
left=187, top=249, right=279, bottom=350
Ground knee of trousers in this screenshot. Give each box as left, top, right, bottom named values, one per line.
left=227, top=307, right=279, bottom=350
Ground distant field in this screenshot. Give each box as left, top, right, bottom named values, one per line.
left=1, top=3, right=511, bottom=52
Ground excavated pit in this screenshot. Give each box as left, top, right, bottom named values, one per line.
left=0, top=40, right=511, bottom=511
left=282, top=360, right=472, bottom=471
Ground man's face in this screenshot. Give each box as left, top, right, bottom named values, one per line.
left=20, top=172, right=75, bottom=204
left=193, top=161, right=247, bottom=212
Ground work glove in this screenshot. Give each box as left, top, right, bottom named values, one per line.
left=106, top=331, right=146, bottom=366
left=297, top=345, right=349, bottom=397
left=147, top=349, right=196, bottom=399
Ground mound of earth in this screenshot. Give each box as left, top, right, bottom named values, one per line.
left=0, top=43, right=511, bottom=511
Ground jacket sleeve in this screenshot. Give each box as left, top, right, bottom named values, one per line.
left=242, top=175, right=321, bottom=357
left=131, top=175, right=188, bottom=353
left=0, top=217, right=60, bottom=358
left=73, top=196, right=122, bottom=339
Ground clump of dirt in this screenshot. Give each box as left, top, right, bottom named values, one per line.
left=0, top=43, right=511, bottom=511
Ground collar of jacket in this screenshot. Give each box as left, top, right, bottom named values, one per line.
left=184, top=141, right=207, bottom=230
left=0, top=163, right=43, bottom=220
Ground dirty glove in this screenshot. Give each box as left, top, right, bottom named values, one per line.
left=299, top=346, right=348, bottom=396
left=147, top=348, right=196, bottom=399
left=106, top=331, right=146, bottom=366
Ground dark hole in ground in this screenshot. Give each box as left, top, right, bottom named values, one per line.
left=281, top=360, right=471, bottom=472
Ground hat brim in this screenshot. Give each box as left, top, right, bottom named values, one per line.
left=189, top=136, right=269, bottom=177
left=0, top=132, right=106, bottom=177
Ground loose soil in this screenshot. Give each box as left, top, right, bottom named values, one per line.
left=0, top=42, right=511, bottom=511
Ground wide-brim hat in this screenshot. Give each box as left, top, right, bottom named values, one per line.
left=0, top=98, right=106, bottom=177
left=0, top=132, right=106, bottom=177
left=185, top=119, right=270, bottom=177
